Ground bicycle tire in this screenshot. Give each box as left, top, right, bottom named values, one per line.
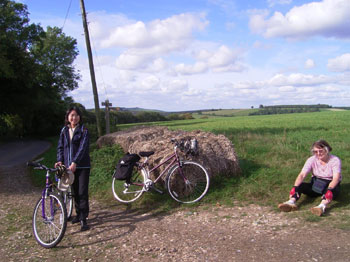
left=32, top=192, right=67, bottom=248
left=61, top=186, right=73, bottom=220
left=112, top=167, right=145, bottom=203
left=166, top=161, right=210, bottom=204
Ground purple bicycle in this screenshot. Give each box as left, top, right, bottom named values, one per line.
left=27, top=160, right=68, bottom=248
left=112, top=138, right=210, bottom=204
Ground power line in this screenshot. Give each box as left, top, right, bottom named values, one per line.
left=89, top=30, right=109, bottom=100
left=61, top=0, right=73, bottom=30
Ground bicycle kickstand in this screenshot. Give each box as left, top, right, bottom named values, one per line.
left=151, top=186, right=164, bottom=194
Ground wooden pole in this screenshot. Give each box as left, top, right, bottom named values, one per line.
left=79, top=0, right=102, bottom=137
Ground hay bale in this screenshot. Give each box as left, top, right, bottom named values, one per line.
left=97, top=126, right=240, bottom=180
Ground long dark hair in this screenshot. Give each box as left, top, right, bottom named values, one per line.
left=64, top=106, right=83, bottom=126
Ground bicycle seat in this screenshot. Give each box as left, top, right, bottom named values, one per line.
left=139, top=151, right=154, bottom=157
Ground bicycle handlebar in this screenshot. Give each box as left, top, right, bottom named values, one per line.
left=27, top=161, right=58, bottom=173
left=170, top=138, right=199, bottom=156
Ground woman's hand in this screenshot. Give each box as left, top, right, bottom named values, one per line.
left=69, top=162, right=77, bottom=173
left=54, top=162, right=62, bottom=168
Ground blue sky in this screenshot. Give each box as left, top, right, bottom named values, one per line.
left=20, top=0, right=350, bottom=111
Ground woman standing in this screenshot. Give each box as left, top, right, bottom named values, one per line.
left=278, top=140, right=341, bottom=216
left=55, top=106, right=90, bottom=231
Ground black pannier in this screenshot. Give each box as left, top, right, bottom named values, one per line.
left=113, top=153, right=140, bottom=182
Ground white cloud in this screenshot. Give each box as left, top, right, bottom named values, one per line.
left=175, top=45, right=245, bottom=75
left=88, top=12, right=133, bottom=40
left=98, top=13, right=208, bottom=50
left=267, top=0, right=292, bottom=8
left=305, top=59, right=315, bottom=69
left=279, top=85, right=295, bottom=92
left=249, top=0, right=350, bottom=39
left=90, top=12, right=209, bottom=72
left=269, top=73, right=332, bottom=86
left=147, top=58, right=168, bottom=72
left=323, top=85, right=341, bottom=92
left=140, top=75, right=160, bottom=91
left=115, top=51, right=151, bottom=70
left=327, top=53, right=350, bottom=72
left=175, top=62, right=208, bottom=75
left=162, top=79, right=188, bottom=93
left=219, top=81, right=259, bottom=90
left=207, top=45, right=239, bottom=68
left=117, top=70, right=136, bottom=83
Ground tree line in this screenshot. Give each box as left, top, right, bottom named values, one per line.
left=260, top=104, right=331, bottom=109
left=249, top=105, right=324, bottom=116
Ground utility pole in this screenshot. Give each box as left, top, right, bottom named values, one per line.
left=79, top=0, right=102, bottom=137
left=102, top=99, right=112, bottom=134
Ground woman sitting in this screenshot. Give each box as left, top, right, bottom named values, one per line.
left=278, top=140, right=341, bottom=216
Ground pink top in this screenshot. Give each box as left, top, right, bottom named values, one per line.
left=301, top=155, right=342, bottom=181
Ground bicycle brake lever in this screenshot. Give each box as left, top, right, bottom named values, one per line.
left=33, top=157, right=44, bottom=163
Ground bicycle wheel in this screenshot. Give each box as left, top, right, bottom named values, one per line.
left=112, top=167, right=145, bottom=203
left=166, top=161, right=210, bottom=204
left=61, top=186, right=73, bottom=220
left=32, top=193, right=67, bottom=248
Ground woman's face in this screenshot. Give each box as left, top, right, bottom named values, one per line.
left=312, top=146, right=328, bottom=161
left=68, top=110, right=80, bottom=128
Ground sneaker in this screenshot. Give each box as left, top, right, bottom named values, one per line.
left=310, top=205, right=325, bottom=216
left=80, top=219, right=90, bottom=231
left=278, top=201, right=298, bottom=212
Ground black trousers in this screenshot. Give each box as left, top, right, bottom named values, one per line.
left=298, top=177, right=340, bottom=199
left=72, top=168, right=90, bottom=220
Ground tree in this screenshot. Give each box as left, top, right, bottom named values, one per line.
left=0, top=0, right=44, bottom=114
left=31, top=26, right=80, bottom=97
left=0, top=0, right=81, bottom=136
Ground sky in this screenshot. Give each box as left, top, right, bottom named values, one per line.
left=19, top=0, right=350, bottom=111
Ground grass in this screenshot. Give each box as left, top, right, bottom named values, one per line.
left=35, top=110, right=350, bottom=228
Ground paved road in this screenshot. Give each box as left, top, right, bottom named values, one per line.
left=0, top=139, right=51, bottom=167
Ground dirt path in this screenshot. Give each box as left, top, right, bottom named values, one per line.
left=0, top=141, right=350, bottom=261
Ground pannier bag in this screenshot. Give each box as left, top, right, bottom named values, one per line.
left=113, top=153, right=140, bottom=182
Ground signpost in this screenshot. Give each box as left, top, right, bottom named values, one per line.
left=102, top=100, right=112, bottom=134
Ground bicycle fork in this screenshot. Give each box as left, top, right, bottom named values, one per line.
left=41, top=189, right=54, bottom=221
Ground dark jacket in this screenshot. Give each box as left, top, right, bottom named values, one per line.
left=57, top=124, right=90, bottom=169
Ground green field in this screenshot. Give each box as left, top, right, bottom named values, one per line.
left=192, top=108, right=259, bottom=118
left=191, top=107, right=345, bottom=119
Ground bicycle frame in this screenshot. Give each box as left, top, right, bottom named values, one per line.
left=41, top=170, right=55, bottom=220
left=140, top=144, right=185, bottom=186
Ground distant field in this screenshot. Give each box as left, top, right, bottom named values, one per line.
left=192, top=107, right=349, bottom=118
left=192, top=108, right=259, bottom=118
